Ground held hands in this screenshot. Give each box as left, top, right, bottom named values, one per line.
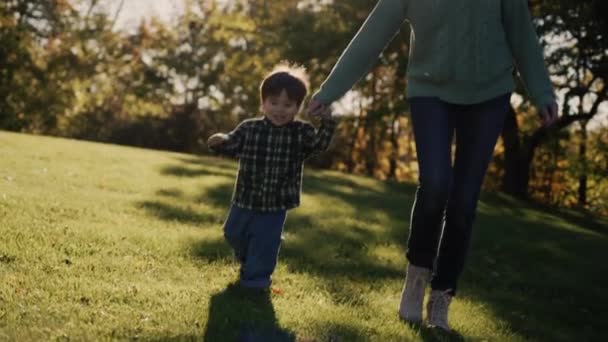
left=539, top=101, right=559, bottom=128
left=306, top=99, right=332, bottom=120
left=207, top=133, right=228, bottom=148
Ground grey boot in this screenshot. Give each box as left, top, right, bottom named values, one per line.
left=398, top=264, right=431, bottom=323
left=426, top=289, right=453, bottom=331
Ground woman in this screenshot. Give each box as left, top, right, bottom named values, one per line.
left=307, top=0, right=558, bottom=331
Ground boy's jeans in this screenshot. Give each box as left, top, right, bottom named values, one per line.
left=223, top=205, right=287, bottom=289
left=406, top=93, right=510, bottom=295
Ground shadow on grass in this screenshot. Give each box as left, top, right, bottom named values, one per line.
left=460, top=193, right=608, bottom=341
left=160, top=155, right=237, bottom=179
left=405, top=321, right=465, bottom=342
left=303, top=171, right=416, bottom=250
left=481, top=192, right=608, bottom=237
left=160, top=165, right=235, bottom=179
left=189, top=172, right=410, bottom=283
left=189, top=208, right=404, bottom=285
left=175, top=155, right=236, bottom=170
left=137, top=200, right=222, bottom=226
left=144, top=283, right=295, bottom=342
left=197, top=183, right=234, bottom=209
left=145, top=155, right=608, bottom=341
left=203, top=283, right=296, bottom=342
left=191, top=236, right=232, bottom=262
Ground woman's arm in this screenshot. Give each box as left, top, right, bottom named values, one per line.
left=502, top=0, right=555, bottom=109
left=312, top=0, right=409, bottom=105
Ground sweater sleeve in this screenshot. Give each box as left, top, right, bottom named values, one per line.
left=312, top=0, right=409, bottom=104
left=502, top=0, right=555, bottom=108
left=209, top=121, right=248, bottom=158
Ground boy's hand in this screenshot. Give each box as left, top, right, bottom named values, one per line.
left=207, top=133, right=228, bottom=147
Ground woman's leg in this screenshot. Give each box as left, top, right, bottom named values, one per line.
left=400, top=97, right=455, bottom=322
left=406, top=97, right=455, bottom=269
left=431, top=93, right=511, bottom=294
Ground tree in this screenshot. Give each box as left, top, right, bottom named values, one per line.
left=0, top=0, right=77, bottom=132
left=501, top=0, right=608, bottom=208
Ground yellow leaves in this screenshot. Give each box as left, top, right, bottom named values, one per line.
left=0, top=15, right=17, bottom=28
left=557, top=159, right=569, bottom=168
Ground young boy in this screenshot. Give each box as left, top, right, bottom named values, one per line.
left=207, top=64, right=336, bottom=290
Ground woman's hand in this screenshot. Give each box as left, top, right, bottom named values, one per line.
left=539, top=101, right=559, bottom=127
left=306, top=99, right=331, bottom=120
left=322, top=106, right=333, bottom=120
left=315, top=105, right=333, bottom=120
left=207, top=133, right=228, bottom=147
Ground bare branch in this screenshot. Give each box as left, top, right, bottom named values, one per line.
left=589, top=86, right=608, bottom=116
left=529, top=113, right=596, bottom=152
left=110, top=0, right=125, bottom=31
left=85, top=0, right=98, bottom=19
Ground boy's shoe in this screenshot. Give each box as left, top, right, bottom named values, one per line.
left=426, top=289, right=453, bottom=331
left=398, top=264, right=431, bottom=323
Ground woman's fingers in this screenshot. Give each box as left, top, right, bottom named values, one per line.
left=540, top=101, right=559, bottom=127
left=548, top=102, right=559, bottom=126
left=319, top=105, right=332, bottom=119
left=306, top=99, right=327, bottom=118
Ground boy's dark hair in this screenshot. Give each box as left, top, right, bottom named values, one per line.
left=259, top=63, right=309, bottom=107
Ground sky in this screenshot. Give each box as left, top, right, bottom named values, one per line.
left=103, top=0, right=185, bottom=32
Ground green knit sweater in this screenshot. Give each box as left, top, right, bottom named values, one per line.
left=313, top=0, right=555, bottom=108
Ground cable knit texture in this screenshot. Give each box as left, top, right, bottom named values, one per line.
left=313, top=0, right=554, bottom=108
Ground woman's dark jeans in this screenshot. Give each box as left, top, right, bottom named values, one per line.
left=406, top=93, right=510, bottom=295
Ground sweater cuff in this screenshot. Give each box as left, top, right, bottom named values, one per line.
left=312, top=90, right=334, bottom=106
left=532, top=92, right=556, bottom=110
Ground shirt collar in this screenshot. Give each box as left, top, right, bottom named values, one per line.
left=263, top=116, right=294, bottom=128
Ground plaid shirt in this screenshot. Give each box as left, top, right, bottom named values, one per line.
left=210, top=116, right=337, bottom=211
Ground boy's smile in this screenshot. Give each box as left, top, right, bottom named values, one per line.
left=262, top=90, right=299, bottom=126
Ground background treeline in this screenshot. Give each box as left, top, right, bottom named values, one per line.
left=1, top=0, right=607, bottom=216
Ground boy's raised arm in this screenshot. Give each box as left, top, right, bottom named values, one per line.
left=207, top=121, right=248, bottom=158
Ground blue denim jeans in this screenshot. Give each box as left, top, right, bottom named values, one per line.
left=223, top=205, right=287, bottom=289
left=406, top=93, right=510, bottom=295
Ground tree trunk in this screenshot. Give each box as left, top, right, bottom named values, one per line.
left=388, top=115, right=400, bottom=180
left=501, top=105, right=530, bottom=199
left=347, top=117, right=359, bottom=173
left=365, top=119, right=376, bottom=177
left=578, top=120, right=589, bottom=206
left=365, top=71, right=378, bottom=177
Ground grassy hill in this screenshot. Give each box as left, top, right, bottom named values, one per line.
left=1, top=130, right=607, bottom=341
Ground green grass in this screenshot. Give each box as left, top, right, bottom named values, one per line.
left=1, top=130, right=607, bottom=341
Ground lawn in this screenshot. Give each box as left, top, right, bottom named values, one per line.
left=0, top=131, right=606, bottom=341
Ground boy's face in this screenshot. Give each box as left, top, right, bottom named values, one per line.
left=262, top=90, right=299, bottom=126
